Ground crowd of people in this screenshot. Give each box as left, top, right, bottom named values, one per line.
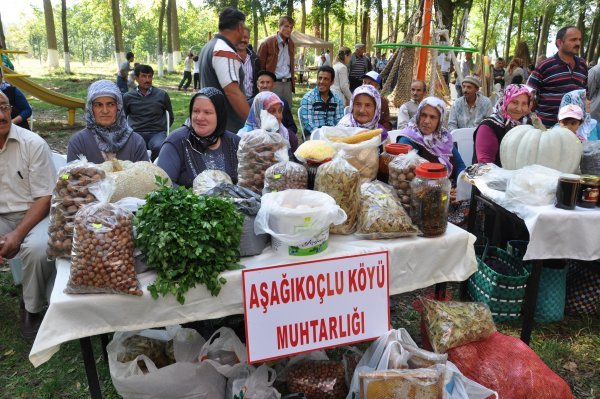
left=1, top=5, right=600, bottom=342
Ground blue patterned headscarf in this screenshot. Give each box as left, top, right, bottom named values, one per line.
left=85, top=80, right=133, bottom=153
left=559, top=89, right=597, bottom=141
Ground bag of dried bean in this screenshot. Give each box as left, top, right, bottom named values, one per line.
left=65, top=179, right=142, bottom=296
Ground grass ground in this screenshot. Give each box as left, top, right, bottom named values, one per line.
left=0, top=58, right=598, bottom=398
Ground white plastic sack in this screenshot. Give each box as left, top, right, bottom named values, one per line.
left=231, top=364, right=280, bottom=399
left=443, top=361, right=498, bottom=399
left=254, top=189, right=347, bottom=245
left=505, top=164, right=561, bottom=205
left=199, top=327, right=247, bottom=373
left=107, top=326, right=224, bottom=399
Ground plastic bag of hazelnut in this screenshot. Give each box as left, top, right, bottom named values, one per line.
left=263, top=161, right=308, bottom=194
left=65, top=179, right=142, bottom=296
left=237, top=129, right=288, bottom=194
left=388, top=150, right=427, bottom=210
left=47, top=157, right=106, bottom=258
left=287, top=360, right=347, bottom=399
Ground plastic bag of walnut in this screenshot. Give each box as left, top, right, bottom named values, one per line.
left=263, top=159, right=308, bottom=194
left=356, top=181, right=420, bottom=239
left=315, top=151, right=361, bottom=235
left=388, top=150, right=427, bottom=210
left=47, top=157, right=107, bottom=258
left=287, top=359, right=347, bottom=399
left=65, top=179, right=142, bottom=296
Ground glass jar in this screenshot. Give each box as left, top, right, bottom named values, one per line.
left=303, top=158, right=331, bottom=190
left=378, top=144, right=412, bottom=183
left=577, top=175, right=600, bottom=208
left=555, top=174, right=580, bottom=210
left=410, top=162, right=451, bottom=237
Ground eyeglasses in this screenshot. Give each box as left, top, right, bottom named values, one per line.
left=0, top=104, right=12, bottom=113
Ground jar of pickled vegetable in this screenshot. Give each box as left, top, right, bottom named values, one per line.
left=410, top=162, right=451, bottom=237
left=378, top=143, right=412, bottom=183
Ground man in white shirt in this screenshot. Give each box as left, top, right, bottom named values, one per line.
left=397, top=80, right=426, bottom=129
left=237, top=27, right=260, bottom=100
left=437, top=51, right=452, bottom=89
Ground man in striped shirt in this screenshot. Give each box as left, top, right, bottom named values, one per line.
left=527, top=26, right=587, bottom=127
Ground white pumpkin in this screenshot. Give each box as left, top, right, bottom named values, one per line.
left=499, top=125, right=582, bottom=173
left=100, top=159, right=172, bottom=202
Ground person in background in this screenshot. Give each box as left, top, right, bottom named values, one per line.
left=504, top=57, right=526, bottom=85
left=586, top=63, right=600, bottom=121
left=437, top=51, right=452, bottom=89
left=492, top=58, right=506, bottom=89
left=117, top=51, right=134, bottom=94
left=556, top=89, right=597, bottom=141
left=193, top=54, right=200, bottom=91
left=0, top=91, right=55, bottom=340
left=337, top=84, right=388, bottom=142
left=257, top=16, right=296, bottom=106
left=0, top=44, right=14, bottom=70
left=448, top=75, right=493, bottom=130
left=123, top=64, right=174, bottom=161
left=178, top=52, right=194, bottom=92
left=299, top=65, right=345, bottom=139
left=397, top=80, right=426, bottom=129
left=455, top=52, right=474, bottom=97
left=127, top=62, right=139, bottom=92
left=237, top=27, right=261, bottom=101
left=527, top=26, right=588, bottom=127
left=255, top=70, right=297, bottom=136
left=0, top=68, right=32, bottom=129
left=323, top=49, right=331, bottom=67
left=297, top=53, right=305, bottom=84
left=158, top=87, right=240, bottom=188
left=239, top=91, right=298, bottom=151
left=377, top=53, right=388, bottom=73
left=557, top=104, right=584, bottom=138
left=67, top=80, right=149, bottom=163
left=331, top=46, right=353, bottom=106
left=349, top=44, right=370, bottom=92
left=362, top=71, right=392, bottom=131
left=473, top=84, right=532, bottom=166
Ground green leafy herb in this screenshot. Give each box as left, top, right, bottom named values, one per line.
left=134, top=177, right=244, bottom=303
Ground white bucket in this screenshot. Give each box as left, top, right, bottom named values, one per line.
left=271, top=228, right=330, bottom=256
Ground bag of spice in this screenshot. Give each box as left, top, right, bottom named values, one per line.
left=388, top=150, right=428, bottom=210
left=65, top=179, right=141, bottom=296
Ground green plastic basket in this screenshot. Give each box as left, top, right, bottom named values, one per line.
left=467, top=245, right=530, bottom=322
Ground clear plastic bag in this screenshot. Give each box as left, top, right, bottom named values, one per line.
left=356, top=181, right=420, bottom=239
left=65, top=179, right=141, bottom=296
left=422, top=298, right=496, bottom=353
left=263, top=161, right=308, bottom=194
left=388, top=150, right=428, bottom=209
left=47, top=156, right=106, bottom=258
left=294, top=139, right=336, bottom=164
left=359, top=367, right=444, bottom=399
left=237, top=126, right=288, bottom=194
left=199, top=327, right=247, bottom=372
left=193, top=169, right=233, bottom=195
left=287, top=360, right=346, bottom=399
left=204, top=183, right=261, bottom=216
left=231, top=364, right=281, bottom=399
left=505, top=164, right=561, bottom=206
left=580, top=141, right=600, bottom=175
left=315, top=152, right=361, bottom=235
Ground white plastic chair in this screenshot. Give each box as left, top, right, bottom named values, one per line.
left=451, top=128, right=476, bottom=201
left=297, top=107, right=306, bottom=140
left=387, top=129, right=402, bottom=144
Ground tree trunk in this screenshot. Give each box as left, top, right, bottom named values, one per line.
left=516, top=0, right=525, bottom=43
left=43, top=0, right=59, bottom=68
left=453, top=0, right=472, bottom=47
left=586, top=12, right=600, bottom=63
left=157, top=0, right=166, bottom=77
left=300, top=0, right=306, bottom=33
left=361, top=0, right=369, bottom=46
left=341, top=20, right=345, bottom=46
left=325, top=5, right=330, bottom=41
left=481, top=0, right=491, bottom=55
left=252, top=2, right=259, bottom=50
left=387, top=0, right=392, bottom=42
left=504, top=0, right=515, bottom=60
left=257, top=4, right=268, bottom=38
left=532, top=16, right=542, bottom=62
left=536, top=4, right=556, bottom=61
left=172, top=0, right=181, bottom=64
left=393, top=0, right=401, bottom=42
left=403, top=0, right=409, bottom=36
left=576, top=2, right=586, bottom=58
left=60, top=0, right=70, bottom=73
left=110, top=0, right=125, bottom=67
left=166, top=0, right=174, bottom=72
left=436, top=0, right=454, bottom=34
left=376, top=0, right=383, bottom=51
left=0, top=12, right=6, bottom=49
left=355, top=0, right=359, bottom=43
left=287, top=0, right=294, bottom=19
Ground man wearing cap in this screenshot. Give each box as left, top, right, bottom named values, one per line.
left=397, top=80, right=426, bottom=130
left=362, top=71, right=393, bottom=131
left=349, top=44, right=371, bottom=92
left=254, top=70, right=298, bottom=136
left=448, top=75, right=492, bottom=131
left=257, top=16, right=296, bottom=105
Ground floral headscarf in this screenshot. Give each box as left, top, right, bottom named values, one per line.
left=239, top=91, right=290, bottom=143
left=85, top=80, right=133, bottom=153
left=559, top=89, right=597, bottom=141
left=399, top=96, right=455, bottom=173
left=486, top=84, right=532, bottom=130
left=337, top=85, right=382, bottom=130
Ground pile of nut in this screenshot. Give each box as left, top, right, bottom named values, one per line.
left=287, top=360, right=347, bottom=399
left=237, top=132, right=287, bottom=194
left=263, top=161, right=308, bottom=193
left=388, top=155, right=426, bottom=209
left=47, top=166, right=106, bottom=257
left=66, top=205, right=141, bottom=296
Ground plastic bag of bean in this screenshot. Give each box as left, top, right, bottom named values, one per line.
left=263, top=160, right=308, bottom=194
left=287, top=360, right=347, bottom=399
left=237, top=126, right=288, bottom=194
left=356, top=181, right=420, bottom=239
left=315, top=152, right=361, bottom=235
left=65, top=179, right=142, bottom=296
left=388, top=150, right=427, bottom=210
left=47, top=156, right=106, bottom=258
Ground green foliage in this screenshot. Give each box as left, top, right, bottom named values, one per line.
left=133, top=177, right=244, bottom=304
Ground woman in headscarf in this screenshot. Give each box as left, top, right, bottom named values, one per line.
left=0, top=67, right=32, bottom=129
left=337, top=84, right=388, bottom=141
left=555, top=89, right=598, bottom=141
left=396, top=96, right=465, bottom=180
left=67, top=80, right=148, bottom=163
left=158, top=87, right=240, bottom=187
left=474, top=84, right=533, bottom=166
left=238, top=91, right=298, bottom=151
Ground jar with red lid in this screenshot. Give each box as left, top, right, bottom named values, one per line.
left=577, top=175, right=599, bottom=208
left=378, top=143, right=412, bottom=183
left=410, top=162, right=451, bottom=237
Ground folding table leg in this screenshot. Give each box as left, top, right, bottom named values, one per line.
left=520, top=260, right=543, bottom=345
left=100, top=334, right=110, bottom=363
left=80, top=337, right=103, bottom=399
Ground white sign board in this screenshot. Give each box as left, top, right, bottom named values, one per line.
left=242, top=251, right=390, bottom=363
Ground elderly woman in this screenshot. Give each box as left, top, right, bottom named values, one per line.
left=556, top=89, right=598, bottom=141
left=158, top=87, right=240, bottom=188
left=396, top=97, right=465, bottom=180
left=0, top=68, right=32, bottom=129
left=474, top=84, right=533, bottom=166
left=337, top=84, right=388, bottom=140
left=239, top=91, right=298, bottom=151
left=67, top=80, right=148, bottom=163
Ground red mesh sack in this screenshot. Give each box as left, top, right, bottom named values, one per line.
left=448, top=332, right=573, bottom=399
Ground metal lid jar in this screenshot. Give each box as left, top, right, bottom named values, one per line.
left=577, top=175, right=600, bottom=208
left=410, top=162, right=451, bottom=237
